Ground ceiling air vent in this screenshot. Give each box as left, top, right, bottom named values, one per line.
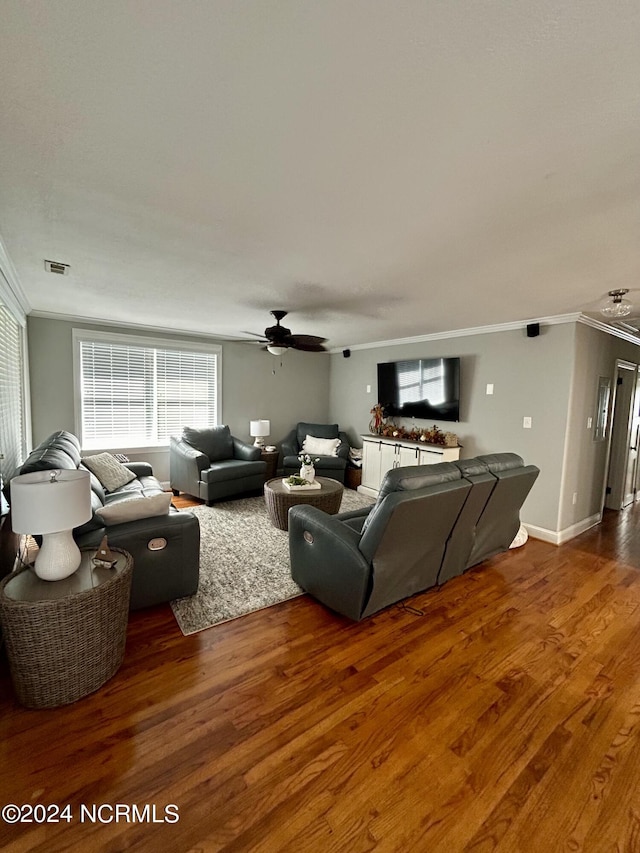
left=44, top=260, right=69, bottom=275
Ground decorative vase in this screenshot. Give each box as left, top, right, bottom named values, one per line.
left=300, top=464, right=315, bottom=483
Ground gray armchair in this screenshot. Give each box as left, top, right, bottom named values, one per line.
left=170, top=425, right=266, bottom=505
left=281, top=422, right=350, bottom=483
left=289, top=453, right=539, bottom=620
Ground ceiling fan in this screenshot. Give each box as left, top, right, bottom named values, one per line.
left=245, top=310, right=328, bottom=355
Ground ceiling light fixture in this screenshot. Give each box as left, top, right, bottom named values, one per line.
left=601, top=289, right=632, bottom=319
left=266, top=345, right=288, bottom=356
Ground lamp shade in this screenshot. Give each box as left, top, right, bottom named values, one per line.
left=10, top=469, right=92, bottom=535
left=249, top=420, right=270, bottom=438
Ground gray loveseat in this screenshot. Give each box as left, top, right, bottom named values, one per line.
left=12, top=431, right=200, bottom=609
left=289, top=453, right=539, bottom=620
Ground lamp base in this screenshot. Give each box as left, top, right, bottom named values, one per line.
left=34, top=530, right=82, bottom=581
left=253, top=437, right=266, bottom=448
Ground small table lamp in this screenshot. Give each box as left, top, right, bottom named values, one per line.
left=249, top=419, right=270, bottom=448
left=10, top=469, right=92, bottom=581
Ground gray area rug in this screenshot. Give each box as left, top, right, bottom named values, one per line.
left=170, top=489, right=374, bottom=635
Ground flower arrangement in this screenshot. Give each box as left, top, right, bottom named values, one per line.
left=368, top=403, right=458, bottom=447
left=298, top=453, right=320, bottom=466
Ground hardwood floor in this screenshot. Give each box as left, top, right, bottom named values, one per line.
left=2, top=504, right=640, bottom=851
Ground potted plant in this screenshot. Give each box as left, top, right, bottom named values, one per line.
left=298, top=453, right=320, bottom=483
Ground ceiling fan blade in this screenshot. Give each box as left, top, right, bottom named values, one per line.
left=288, top=340, right=328, bottom=352
left=284, top=334, right=328, bottom=346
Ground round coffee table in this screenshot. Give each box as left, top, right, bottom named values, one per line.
left=264, top=477, right=344, bottom=531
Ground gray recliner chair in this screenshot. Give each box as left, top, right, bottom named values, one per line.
left=170, top=425, right=266, bottom=505
left=281, top=422, right=350, bottom=483
left=289, top=453, right=539, bottom=620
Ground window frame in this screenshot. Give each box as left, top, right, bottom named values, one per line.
left=72, top=329, right=221, bottom=453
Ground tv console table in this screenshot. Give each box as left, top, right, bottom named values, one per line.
left=358, top=434, right=461, bottom=496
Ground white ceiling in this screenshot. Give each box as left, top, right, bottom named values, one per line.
left=1, top=1, right=639, bottom=348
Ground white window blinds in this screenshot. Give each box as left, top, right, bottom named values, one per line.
left=396, top=358, right=446, bottom=406
left=0, top=302, right=26, bottom=483
left=77, top=335, right=219, bottom=449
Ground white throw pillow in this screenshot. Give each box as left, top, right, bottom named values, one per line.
left=96, top=492, right=172, bottom=525
left=302, top=435, right=341, bottom=457
left=82, top=453, right=137, bottom=492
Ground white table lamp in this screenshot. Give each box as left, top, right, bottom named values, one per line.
left=10, top=469, right=92, bottom=581
left=249, top=419, right=270, bottom=448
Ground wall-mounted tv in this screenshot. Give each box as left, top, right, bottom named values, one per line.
left=377, top=357, right=460, bottom=422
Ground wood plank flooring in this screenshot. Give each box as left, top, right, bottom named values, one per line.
left=2, top=503, right=640, bottom=852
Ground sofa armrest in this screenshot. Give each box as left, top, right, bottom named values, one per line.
left=337, top=432, right=351, bottom=460
left=170, top=436, right=209, bottom=495
left=124, top=461, right=153, bottom=478
left=288, top=505, right=371, bottom=621
left=281, top=429, right=298, bottom=459
left=232, top=437, right=262, bottom=461
left=76, top=509, right=200, bottom=609
left=336, top=505, right=374, bottom=523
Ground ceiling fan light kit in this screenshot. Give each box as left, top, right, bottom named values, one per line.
left=601, top=289, right=632, bottom=319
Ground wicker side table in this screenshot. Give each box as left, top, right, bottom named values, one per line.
left=0, top=547, right=133, bottom=709
left=264, top=477, right=344, bottom=531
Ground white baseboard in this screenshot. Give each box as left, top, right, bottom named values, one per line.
left=357, top=485, right=378, bottom=498
left=524, top=512, right=602, bottom=546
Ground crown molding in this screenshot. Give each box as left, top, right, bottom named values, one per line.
left=329, top=313, right=582, bottom=354
left=0, top=235, right=30, bottom=324
left=577, top=312, right=640, bottom=346
left=27, top=309, right=247, bottom=342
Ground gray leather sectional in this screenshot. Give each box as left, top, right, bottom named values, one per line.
left=12, top=431, right=200, bottom=609
left=289, top=453, right=539, bottom=620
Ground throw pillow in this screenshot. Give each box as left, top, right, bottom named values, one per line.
left=82, top=453, right=137, bottom=492
left=95, top=492, right=172, bottom=525
left=302, top=435, right=341, bottom=457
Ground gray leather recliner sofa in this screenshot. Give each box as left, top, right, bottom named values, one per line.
left=289, top=453, right=539, bottom=620
left=170, top=425, right=266, bottom=505
left=12, top=431, right=200, bottom=609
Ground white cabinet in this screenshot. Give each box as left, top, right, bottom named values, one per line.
left=361, top=438, right=382, bottom=490
left=359, top=435, right=461, bottom=496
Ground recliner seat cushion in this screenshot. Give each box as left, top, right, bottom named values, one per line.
left=183, top=425, right=233, bottom=462
left=201, top=459, right=265, bottom=483
left=283, top=454, right=346, bottom=471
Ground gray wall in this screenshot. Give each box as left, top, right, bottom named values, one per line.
left=559, top=323, right=640, bottom=531
left=329, top=323, right=577, bottom=532
left=27, top=316, right=331, bottom=481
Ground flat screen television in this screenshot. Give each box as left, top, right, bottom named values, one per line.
left=377, top=357, right=460, bottom=422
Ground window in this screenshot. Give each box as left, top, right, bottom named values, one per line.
left=397, top=359, right=446, bottom=407
left=0, top=300, right=27, bottom=484
left=73, top=330, right=220, bottom=450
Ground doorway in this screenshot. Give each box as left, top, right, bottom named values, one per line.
left=605, top=360, right=640, bottom=511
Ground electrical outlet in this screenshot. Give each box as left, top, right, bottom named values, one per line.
left=523, top=416, right=532, bottom=429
